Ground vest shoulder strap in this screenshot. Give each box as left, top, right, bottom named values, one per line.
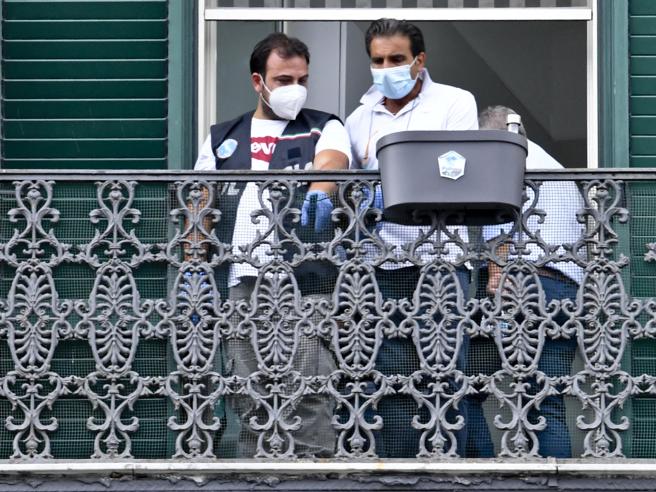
left=210, top=111, right=254, bottom=170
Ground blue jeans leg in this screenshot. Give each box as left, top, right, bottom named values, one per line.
left=374, top=336, right=422, bottom=458
left=533, top=338, right=577, bottom=457
left=374, top=266, right=470, bottom=458
left=531, top=275, right=578, bottom=458
left=466, top=392, right=495, bottom=457
left=467, top=273, right=578, bottom=458
left=465, top=329, right=498, bottom=457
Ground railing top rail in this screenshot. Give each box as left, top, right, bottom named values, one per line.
left=1, top=167, right=656, bottom=181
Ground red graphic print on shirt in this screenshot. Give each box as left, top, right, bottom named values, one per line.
left=251, top=136, right=279, bottom=163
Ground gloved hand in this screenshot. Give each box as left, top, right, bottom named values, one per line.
left=301, top=190, right=334, bottom=233
left=358, top=185, right=384, bottom=233
left=360, top=184, right=384, bottom=212
left=371, top=185, right=384, bottom=211
left=180, top=270, right=210, bottom=325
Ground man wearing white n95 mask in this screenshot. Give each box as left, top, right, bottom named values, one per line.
left=196, top=32, right=351, bottom=235
left=344, top=18, right=478, bottom=459
left=194, top=32, right=351, bottom=458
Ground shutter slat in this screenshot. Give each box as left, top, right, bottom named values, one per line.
left=630, top=96, right=656, bottom=115
left=3, top=140, right=167, bottom=159
left=4, top=1, right=167, bottom=20
left=1, top=159, right=168, bottom=170
left=3, top=41, right=168, bottom=60
left=631, top=0, right=656, bottom=16
left=4, top=120, right=167, bottom=139
left=3, top=100, right=167, bottom=119
left=630, top=76, right=656, bottom=95
left=629, top=0, right=656, bottom=347
left=3, top=20, right=167, bottom=40
left=4, top=61, right=167, bottom=79
left=631, top=56, right=656, bottom=75
left=629, top=36, right=656, bottom=55
left=3, top=80, right=167, bottom=99
left=629, top=156, right=656, bottom=166
left=630, top=17, right=656, bottom=35
left=630, top=116, right=656, bottom=135
left=631, top=135, right=656, bottom=154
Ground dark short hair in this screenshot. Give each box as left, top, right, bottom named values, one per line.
left=249, top=33, right=310, bottom=77
left=365, top=18, right=425, bottom=58
left=478, top=105, right=527, bottom=137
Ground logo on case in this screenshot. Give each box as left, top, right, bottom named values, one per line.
left=438, top=150, right=466, bottom=180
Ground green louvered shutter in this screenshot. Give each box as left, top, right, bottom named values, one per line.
left=1, top=0, right=168, bottom=169
left=0, top=1, right=174, bottom=458
left=625, top=0, right=656, bottom=459
left=630, top=0, right=656, bottom=168
left=629, top=0, right=656, bottom=302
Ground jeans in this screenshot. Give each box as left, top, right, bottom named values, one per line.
left=467, top=274, right=578, bottom=458
left=373, top=265, right=470, bottom=458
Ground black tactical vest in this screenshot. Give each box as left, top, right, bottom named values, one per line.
left=208, top=109, right=341, bottom=297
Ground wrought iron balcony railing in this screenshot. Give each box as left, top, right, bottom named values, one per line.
left=0, top=169, right=655, bottom=463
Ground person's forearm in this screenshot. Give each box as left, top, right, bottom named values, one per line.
left=309, top=149, right=348, bottom=194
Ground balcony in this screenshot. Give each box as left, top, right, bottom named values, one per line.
left=0, top=169, right=655, bottom=476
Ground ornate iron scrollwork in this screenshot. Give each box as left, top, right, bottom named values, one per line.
left=0, top=172, right=651, bottom=461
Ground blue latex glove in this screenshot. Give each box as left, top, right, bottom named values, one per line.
left=181, top=271, right=209, bottom=325
left=362, top=184, right=384, bottom=211
left=301, top=190, right=334, bottom=233
left=358, top=185, right=384, bottom=233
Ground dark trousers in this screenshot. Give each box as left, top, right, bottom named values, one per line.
left=466, top=274, right=578, bottom=458
left=373, top=265, right=470, bottom=458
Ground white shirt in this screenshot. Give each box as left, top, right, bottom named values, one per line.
left=195, top=116, right=351, bottom=287
left=484, top=140, right=585, bottom=284
left=345, top=69, right=478, bottom=267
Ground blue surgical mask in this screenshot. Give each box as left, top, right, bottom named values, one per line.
left=370, top=57, right=418, bottom=100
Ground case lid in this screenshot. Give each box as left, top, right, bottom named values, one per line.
left=376, top=130, right=528, bottom=156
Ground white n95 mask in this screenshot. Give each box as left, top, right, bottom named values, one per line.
left=261, top=81, right=307, bottom=120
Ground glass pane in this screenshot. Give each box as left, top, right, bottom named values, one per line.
left=210, top=19, right=587, bottom=167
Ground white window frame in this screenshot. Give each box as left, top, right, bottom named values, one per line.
left=198, top=2, right=598, bottom=168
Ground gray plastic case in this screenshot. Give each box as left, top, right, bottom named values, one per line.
left=376, top=130, right=528, bottom=225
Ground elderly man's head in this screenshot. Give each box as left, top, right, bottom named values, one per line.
left=478, top=105, right=526, bottom=137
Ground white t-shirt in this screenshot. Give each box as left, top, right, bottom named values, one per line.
left=195, top=116, right=351, bottom=287
left=483, top=140, right=585, bottom=284
left=523, top=141, right=585, bottom=284
left=345, top=69, right=478, bottom=268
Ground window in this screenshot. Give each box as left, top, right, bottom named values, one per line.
left=199, top=1, right=596, bottom=168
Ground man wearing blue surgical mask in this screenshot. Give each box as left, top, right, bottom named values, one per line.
left=344, top=19, right=478, bottom=459
left=346, top=18, right=478, bottom=169
left=194, top=33, right=351, bottom=458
